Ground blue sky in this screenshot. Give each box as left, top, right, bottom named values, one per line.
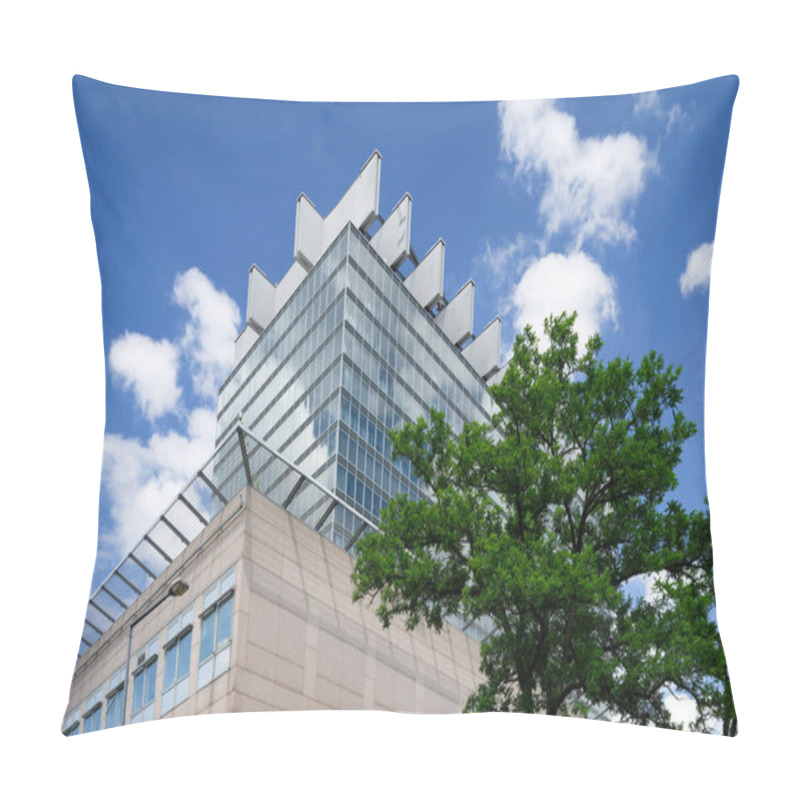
left=73, top=75, right=737, bottom=587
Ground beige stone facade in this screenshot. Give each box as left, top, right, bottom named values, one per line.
left=64, top=487, right=482, bottom=732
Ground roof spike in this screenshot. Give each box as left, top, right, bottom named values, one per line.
left=404, top=238, right=445, bottom=310
left=435, top=280, right=475, bottom=347
left=463, top=317, right=502, bottom=380
left=294, top=150, right=381, bottom=268
left=369, top=193, right=412, bottom=270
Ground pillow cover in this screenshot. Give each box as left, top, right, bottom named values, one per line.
left=64, top=75, right=738, bottom=736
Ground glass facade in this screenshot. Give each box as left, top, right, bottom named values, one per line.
left=213, top=231, right=348, bottom=532
left=215, top=224, right=495, bottom=637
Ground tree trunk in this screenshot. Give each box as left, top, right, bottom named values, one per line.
left=517, top=674, right=536, bottom=714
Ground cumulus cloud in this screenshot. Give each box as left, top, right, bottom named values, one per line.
left=511, top=251, right=618, bottom=348
left=108, top=332, right=181, bottom=421
left=100, top=267, right=242, bottom=566
left=173, top=266, right=241, bottom=399
left=100, top=407, right=217, bottom=557
left=499, top=100, right=654, bottom=249
left=680, top=241, right=714, bottom=297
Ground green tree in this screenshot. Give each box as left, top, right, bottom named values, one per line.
left=351, top=312, right=734, bottom=732
left=630, top=505, right=737, bottom=734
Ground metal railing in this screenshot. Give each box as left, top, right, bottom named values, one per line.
left=78, top=424, right=382, bottom=658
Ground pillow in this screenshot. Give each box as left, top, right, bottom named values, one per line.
left=64, top=75, right=738, bottom=735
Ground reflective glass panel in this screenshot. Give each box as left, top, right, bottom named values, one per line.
left=216, top=595, right=233, bottom=647
left=144, top=660, right=157, bottom=706
left=163, top=642, right=177, bottom=690
left=200, top=612, right=215, bottom=662
left=132, top=670, right=144, bottom=712
left=106, top=688, right=123, bottom=729
left=177, top=630, right=192, bottom=679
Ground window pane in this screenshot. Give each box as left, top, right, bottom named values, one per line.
left=106, top=690, right=121, bottom=729
left=132, top=670, right=144, bottom=712
left=106, top=693, right=116, bottom=728
left=163, top=643, right=177, bottom=690
left=144, top=661, right=157, bottom=706
left=200, top=612, right=215, bottom=662
left=177, top=630, right=192, bottom=679
left=114, top=688, right=123, bottom=726
left=216, top=596, right=233, bottom=647
left=90, top=706, right=101, bottom=732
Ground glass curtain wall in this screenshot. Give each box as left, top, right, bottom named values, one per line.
left=214, top=223, right=495, bottom=634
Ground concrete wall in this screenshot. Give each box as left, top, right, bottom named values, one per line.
left=233, top=488, right=482, bottom=713
left=64, top=487, right=482, bottom=733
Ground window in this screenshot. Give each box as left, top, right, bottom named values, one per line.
left=161, top=620, right=193, bottom=716
left=132, top=658, right=157, bottom=715
left=83, top=704, right=102, bottom=734
left=62, top=705, right=81, bottom=737
left=105, top=685, right=124, bottom=729
left=164, top=628, right=192, bottom=690
left=196, top=566, right=236, bottom=690
left=130, top=634, right=159, bottom=724
left=104, top=664, right=125, bottom=729
left=73, top=685, right=104, bottom=735
left=200, top=593, right=233, bottom=663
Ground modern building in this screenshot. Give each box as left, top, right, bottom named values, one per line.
left=64, top=484, right=484, bottom=732
left=217, top=151, right=502, bottom=562
left=63, top=153, right=504, bottom=733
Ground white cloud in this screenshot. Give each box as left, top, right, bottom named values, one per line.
left=680, top=241, right=714, bottom=297
left=499, top=100, right=654, bottom=249
left=100, top=267, right=242, bottom=565
left=480, top=234, right=530, bottom=279
left=511, top=251, right=618, bottom=348
left=634, top=91, right=684, bottom=133
left=633, top=91, right=660, bottom=115
left=620, top=570, right=673, bottom=606
left=100, top=407, right=217, bottom=557
left=664, top=691, right=699, bottom=731
left=173, top=267, right=241, bottom=399
left=108, top=332, right=181, bottom=421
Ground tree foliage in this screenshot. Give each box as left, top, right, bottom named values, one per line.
left=351, top=313, right=735, bottom=733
